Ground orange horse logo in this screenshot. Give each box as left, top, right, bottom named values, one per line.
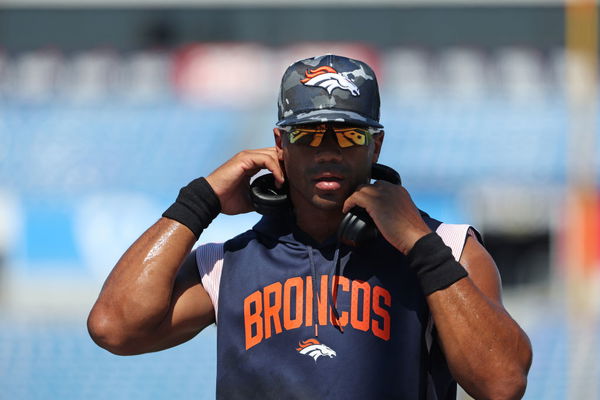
left=300, top=66, right=360, bottom=96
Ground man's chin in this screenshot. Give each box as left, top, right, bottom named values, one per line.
left=310, top=194, right=345, bottom=211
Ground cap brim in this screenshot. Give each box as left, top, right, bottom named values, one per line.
left=277, top=109, right=383, bottom=129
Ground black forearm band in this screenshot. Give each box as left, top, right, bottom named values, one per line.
left=162, top=177, right=221, bottom=239
left=406, top=232, right=468, bottom=295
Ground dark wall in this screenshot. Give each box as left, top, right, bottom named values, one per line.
left=484, top=232, right=551, bottom=287
left=0, top=6, right=564, bottom=52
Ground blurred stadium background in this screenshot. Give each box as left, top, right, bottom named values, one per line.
left=0, top=1, right=599, bottom=399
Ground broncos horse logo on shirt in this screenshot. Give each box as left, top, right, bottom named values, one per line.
left=296, top=338, right=337, bottom=362
left=300, top=66, right=360, bottom=96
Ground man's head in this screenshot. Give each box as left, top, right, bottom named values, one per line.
left=273, top=55, right=384, bottom=214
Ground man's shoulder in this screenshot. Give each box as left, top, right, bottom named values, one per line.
left=196, top=214, right=288, bottom=256
left=418, top=210, right=483, bottom=244
left=193, top=228, right=257, bottom=258
left=222, top=228, right=261, bottom=252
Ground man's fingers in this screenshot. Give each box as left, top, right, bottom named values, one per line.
left=235, top=150, right=283, bottom=180
left=342, top=182, right=393, bottom=214
left=246, top=152, right=284, bottom=185
left=207, top=148, right=283, bottom=199
left=342, top=186, right=373, bottom=213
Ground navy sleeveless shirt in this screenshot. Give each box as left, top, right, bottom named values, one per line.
left=213, top=212, right=456, bottom=399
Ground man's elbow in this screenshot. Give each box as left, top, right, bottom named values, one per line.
left=488, top=333, right=533, bottom=399
left=500, top=337, right=533, bottom=399
left=483, top=359, right=531, bottom=400
left=489, top=373, right=528, bottom=400
left=87, top=308, right=141, bottom=356
left=466, top=353, right=531, bottom=400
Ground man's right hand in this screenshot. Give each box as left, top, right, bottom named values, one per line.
left=206, top=147, right=285, bottom=215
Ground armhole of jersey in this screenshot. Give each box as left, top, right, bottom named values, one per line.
left=195, top=243, right=225, bottom=325
left=435, top=223, right=480, bottom=262
left=425, top=223, right=479, bottom=352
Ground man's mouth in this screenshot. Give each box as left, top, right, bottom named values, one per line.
left=313, top=173, right=344, bottom=191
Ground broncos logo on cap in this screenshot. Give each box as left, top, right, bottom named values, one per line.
left=296, top=338, right=337, bottom=362
left=300, top=66, right=360, bottom=96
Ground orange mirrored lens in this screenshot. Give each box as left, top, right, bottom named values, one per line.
left=288, top=126, right=372, bottom=148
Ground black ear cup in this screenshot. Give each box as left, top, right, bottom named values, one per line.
left=337, top=206, right=378, bottom=247
left=250, top=173, right=290, bottom=215
left=372, top=163, right=401, bottom=185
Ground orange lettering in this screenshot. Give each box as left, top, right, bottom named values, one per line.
left=304, top=275, right=329, bottom=327
left=372, top=286, right=391, bottom=340
left=305, top=276, right=313, bottom=327
left=351, top=280, right=370, bottom=331
left=283, top=277, right=303, bottom=330
left=244, top=290, right=263, bottom=350
left=317, top=275, right=329, bottom=326
left=263, top=282, right=283, bottom=339
left=330, top=275, right=349, bottom=327
left=245, top=278, right=391, bottom=348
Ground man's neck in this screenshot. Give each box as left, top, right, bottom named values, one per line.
left=294, top=207, right=344, bottom=244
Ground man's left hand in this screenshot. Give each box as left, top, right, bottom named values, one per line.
left=342, top=180, right=431, bottom=254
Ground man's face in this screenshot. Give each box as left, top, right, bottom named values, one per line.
left=274, top=123, right=384, bottom=213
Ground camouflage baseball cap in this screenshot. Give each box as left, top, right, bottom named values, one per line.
left=276, top=54, right=383, bottom=128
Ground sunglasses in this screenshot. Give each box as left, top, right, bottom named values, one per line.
left=281, top=124, right=382, bottom=148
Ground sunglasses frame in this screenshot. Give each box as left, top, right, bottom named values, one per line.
left=280, top=124, right=383, bottom=148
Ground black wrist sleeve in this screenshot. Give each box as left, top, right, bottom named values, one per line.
left=406, top=232, right=468, bottom=295
left=162, top=177, right=221, bottom=239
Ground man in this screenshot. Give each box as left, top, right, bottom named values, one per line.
left=88, top=55, right=532, bottom=399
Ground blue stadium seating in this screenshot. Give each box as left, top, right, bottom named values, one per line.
left=0, top=321, right=217, bottom=399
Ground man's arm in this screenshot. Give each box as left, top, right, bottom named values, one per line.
left=427, top=235, right=532, bottom=400
left=87, top=219, right=214, bottom=355
left=87, top=147, right=285, bottom=356
left=343, top=181, right=532, bottom=400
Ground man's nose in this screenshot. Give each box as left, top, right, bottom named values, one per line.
left=315, top=132, right=342, bottom=162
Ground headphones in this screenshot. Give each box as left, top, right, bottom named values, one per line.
left=250, top=163, right=401, bottom=247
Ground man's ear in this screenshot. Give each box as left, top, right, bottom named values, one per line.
left=372, top=131, right=384, bottom=163
left=273, top=127, right=284, bottom=159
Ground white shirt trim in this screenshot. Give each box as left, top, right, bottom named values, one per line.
left=435, top=223, right=474, bottom=262
left=196, top=242, right=224, bottom=324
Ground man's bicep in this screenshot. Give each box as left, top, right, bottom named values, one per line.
left=153, top=251, right=216, bottom=351
left=172, top=251, right=216, bottom=328
left=459, top=235, right=503, bottom=306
